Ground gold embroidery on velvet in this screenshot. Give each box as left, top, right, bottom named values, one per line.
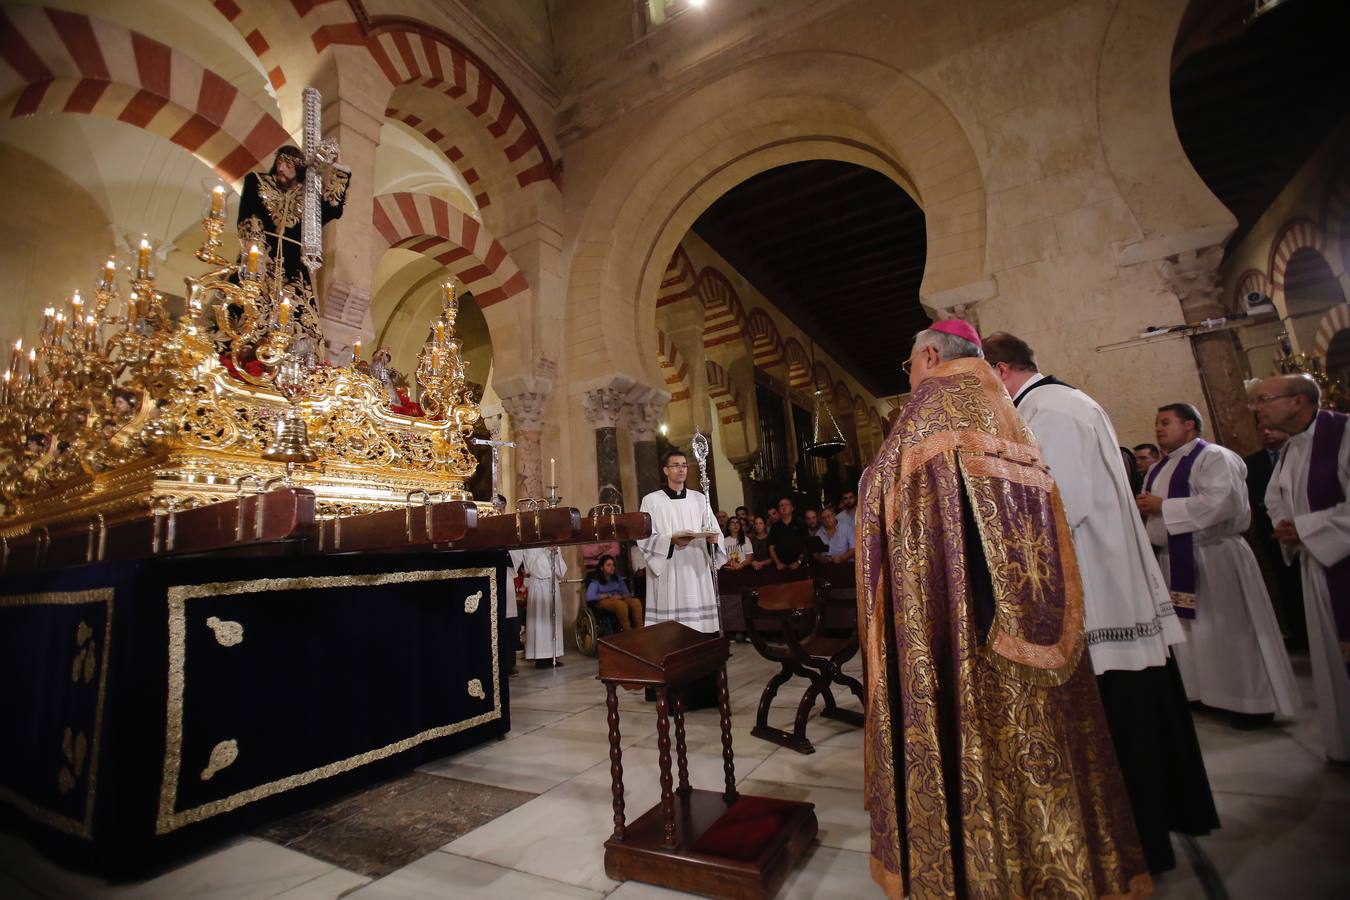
left=467, top=679, right=485, bottom=699
left=963, top=463, right=1084, bottom=684
left=58, top=728, right=88, bottom=795
left=205, top=616, right=244, bottom=647
left=961, top=452, right=1056, bottom=492
left=464, top=589, right=483, bottom=614
left=72, top=619, right=97, bottom=683
left=1169, top=590, right=1196, bottom=610
left=156, top=568, right=499, bottom=834
left=322, top=166, right=351, bottom=205
left=255, top=175, right=302, bottom=230
left=201, top=740, right=238, bottom=781
left=0, top=588, right=113, bottom=839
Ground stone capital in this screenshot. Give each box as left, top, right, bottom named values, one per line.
left=1157, top=245, right=1225, bottom=321
left=500, top=391, right=547, bottom=432
left=624, top=399, right=667, bottom=443
left=581, top=387, right=628, bottom=429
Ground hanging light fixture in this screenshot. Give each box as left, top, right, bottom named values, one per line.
left=806, top=339, right=847, bottom=458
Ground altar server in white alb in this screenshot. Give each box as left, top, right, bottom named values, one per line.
left=1255, top=374, right=1350, bottom=762
left=509, top=546, right=566, bottom=669
left=1136, top=403, right=1299, bottom=727
left=984, top=333, right=1216, bottom=874
left=638, top=447, right=727, bottom=633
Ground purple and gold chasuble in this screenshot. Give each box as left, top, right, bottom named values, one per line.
left=856, top=358, right=1149, bottom=899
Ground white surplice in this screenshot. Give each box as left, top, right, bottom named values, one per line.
left=1143, top=438, right=1299, bottom=716
left=509, top=547, right=565, bottom=660
left=1265, top=414, right=1350, bottom=761
left=638, top=487, right=727, bottom=633
left=1014, top=375, right=1183, bottom=673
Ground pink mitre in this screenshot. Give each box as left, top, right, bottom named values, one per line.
left=928, top=318, right=981, bottom=348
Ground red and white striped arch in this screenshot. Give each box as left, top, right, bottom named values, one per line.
left=705, top=360, right=744, bottom=426
left=656, top=329, right=691, bottom=402
left=1269, top=218, right=1325, bottom=301
left=1313, top=303, right=1350, bottom=359
left=307, top=4, right=556, bottom=190
left=372, top=192, right=528, bottom=308
left=1233, top=269, right=1270, bottom=309
left=0, top=5, right=291, bottom=182
left=745, top=308, right=785, bottom=370
left=658, top=245, right=697, bottom=308
left=385, top=105, right=493, bottom=209
left=209, top=0, right=288, bottom=90
left=782, top=338, right=812, bottom=391
left=698, top=267, right=747, bottom=351
left=812, top=361, right=833, bottom=397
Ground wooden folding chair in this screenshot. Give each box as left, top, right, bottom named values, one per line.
left=742, top=580, right=864, bottom=754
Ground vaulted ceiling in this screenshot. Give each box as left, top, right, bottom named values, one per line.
left=692, top=161, right=927, bottom=397
left=1171, top=0, right=1349, bottom=253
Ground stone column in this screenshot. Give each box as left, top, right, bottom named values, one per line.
left=626, top=399, right=666, bottom=503
left=582, top=387, right=628, bottom=509
left=500, top=391, right=547, bottom=499
left=1158, top=247, right=1258, bottom=454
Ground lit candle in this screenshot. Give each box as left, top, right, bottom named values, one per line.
left=246, top=244, right=260, bottom=275
left=137, top=238, right=152, bottom=278
left=126, top=291, right=138, bottom=323
left=210, top=184, right=225, bottom=217
left=54, top=311, right=65, bottom=340
left=443, top=282, right=456, bottom=310
left=352, top=339, right=362, bottom=361
left=2, top=369, right=9, bottom=402
left=71, top=291, right=83, bottom=321
left=42, top=308, right=54, bottom=337
left=10, top=337, right=22, bottom=374
left=100, top=258, right=116, bottom=291
left=434, top=321, right=446, bottom=344
left=550, top=457, right=556, bottom=486
left=278, top=296, right=291, bottom=325
left=27, top=348, right=36, bottom=376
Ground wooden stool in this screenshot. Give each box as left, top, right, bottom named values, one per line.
left=597, top=621, right=818, bottom=900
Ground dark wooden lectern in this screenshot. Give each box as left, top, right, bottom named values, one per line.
left=597, top=621, right=818, bottom=899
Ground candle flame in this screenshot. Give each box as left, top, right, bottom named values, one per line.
left=139, top=238, right=151, bottom=250
left=14, top=337, right=21, bottom=351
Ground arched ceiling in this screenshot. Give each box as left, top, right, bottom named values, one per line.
left=373, top=119, right=478, bottom=212
left=691, top=159, right=927, bottom=396
left=28, top=0, right=277, bottom=116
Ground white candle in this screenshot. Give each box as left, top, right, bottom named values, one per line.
left=137, top=238, right=152, bottom=278
left=550, top=457, right=556, bottom=486
left=246, top=244, right=260, bottom=275
left=211, top=184, right=225, bottom=216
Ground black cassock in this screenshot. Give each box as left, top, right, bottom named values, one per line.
left=234, top=166, right=350, bottom=342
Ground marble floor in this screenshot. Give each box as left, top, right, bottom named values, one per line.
left=1, top=648, right=1347, bottom=899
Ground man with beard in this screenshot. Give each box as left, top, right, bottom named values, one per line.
left=234, top=145, right=350, bottom=342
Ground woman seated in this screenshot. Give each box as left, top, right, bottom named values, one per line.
left=585, top=553, right=643, bottom=631
left=722, top=515, right=753, bottom=569
left=748, top=515, right=774, bottom=570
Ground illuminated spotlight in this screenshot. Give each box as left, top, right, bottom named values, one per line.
left=659, top=423, right=668, bottom=435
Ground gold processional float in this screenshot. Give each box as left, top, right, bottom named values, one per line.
left=0, top=187, right=482, bottom=540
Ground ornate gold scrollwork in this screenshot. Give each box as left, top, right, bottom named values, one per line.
left=467, top=679, right=485, bottom=700
left=464, top=589, right=483, bottom=614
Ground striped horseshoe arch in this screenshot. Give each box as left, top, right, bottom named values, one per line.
left=372, top=192, right=528, bottom=308
left=0, top=5, right=290, bottom=182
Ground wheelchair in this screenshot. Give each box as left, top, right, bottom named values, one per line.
left=573, top=602, right=622, bottom=656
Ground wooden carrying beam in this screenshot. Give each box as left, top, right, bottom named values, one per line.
left=0, top=489, right=317, bottom=576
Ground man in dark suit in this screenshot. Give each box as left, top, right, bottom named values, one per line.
left=1245, top=425, right=1305, bottom=650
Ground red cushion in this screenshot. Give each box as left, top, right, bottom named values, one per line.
left=689, top=796, right=800, bottom=861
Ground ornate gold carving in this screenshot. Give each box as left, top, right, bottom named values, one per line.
left=205, top=616, right=244, bottom=647
left=2, top=209, right=482, bottom=538
left=0, top=589, right=113, bottom=838
left=201, top=740, right=238, bottom=781
left=467, top=679, right=485, bottom=699
left=464, top=589, right=483, bottom=614
left=157, top=568, right=499, bottom=834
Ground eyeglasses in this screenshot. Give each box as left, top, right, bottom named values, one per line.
left=1247, top=393, right=1297, bottom=408
left=664, top=463, right=688, bottom=469
left=901, top=359, right=914, bottom=375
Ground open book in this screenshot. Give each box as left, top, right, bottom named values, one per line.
left=672, top=530, right=721, bottom=541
